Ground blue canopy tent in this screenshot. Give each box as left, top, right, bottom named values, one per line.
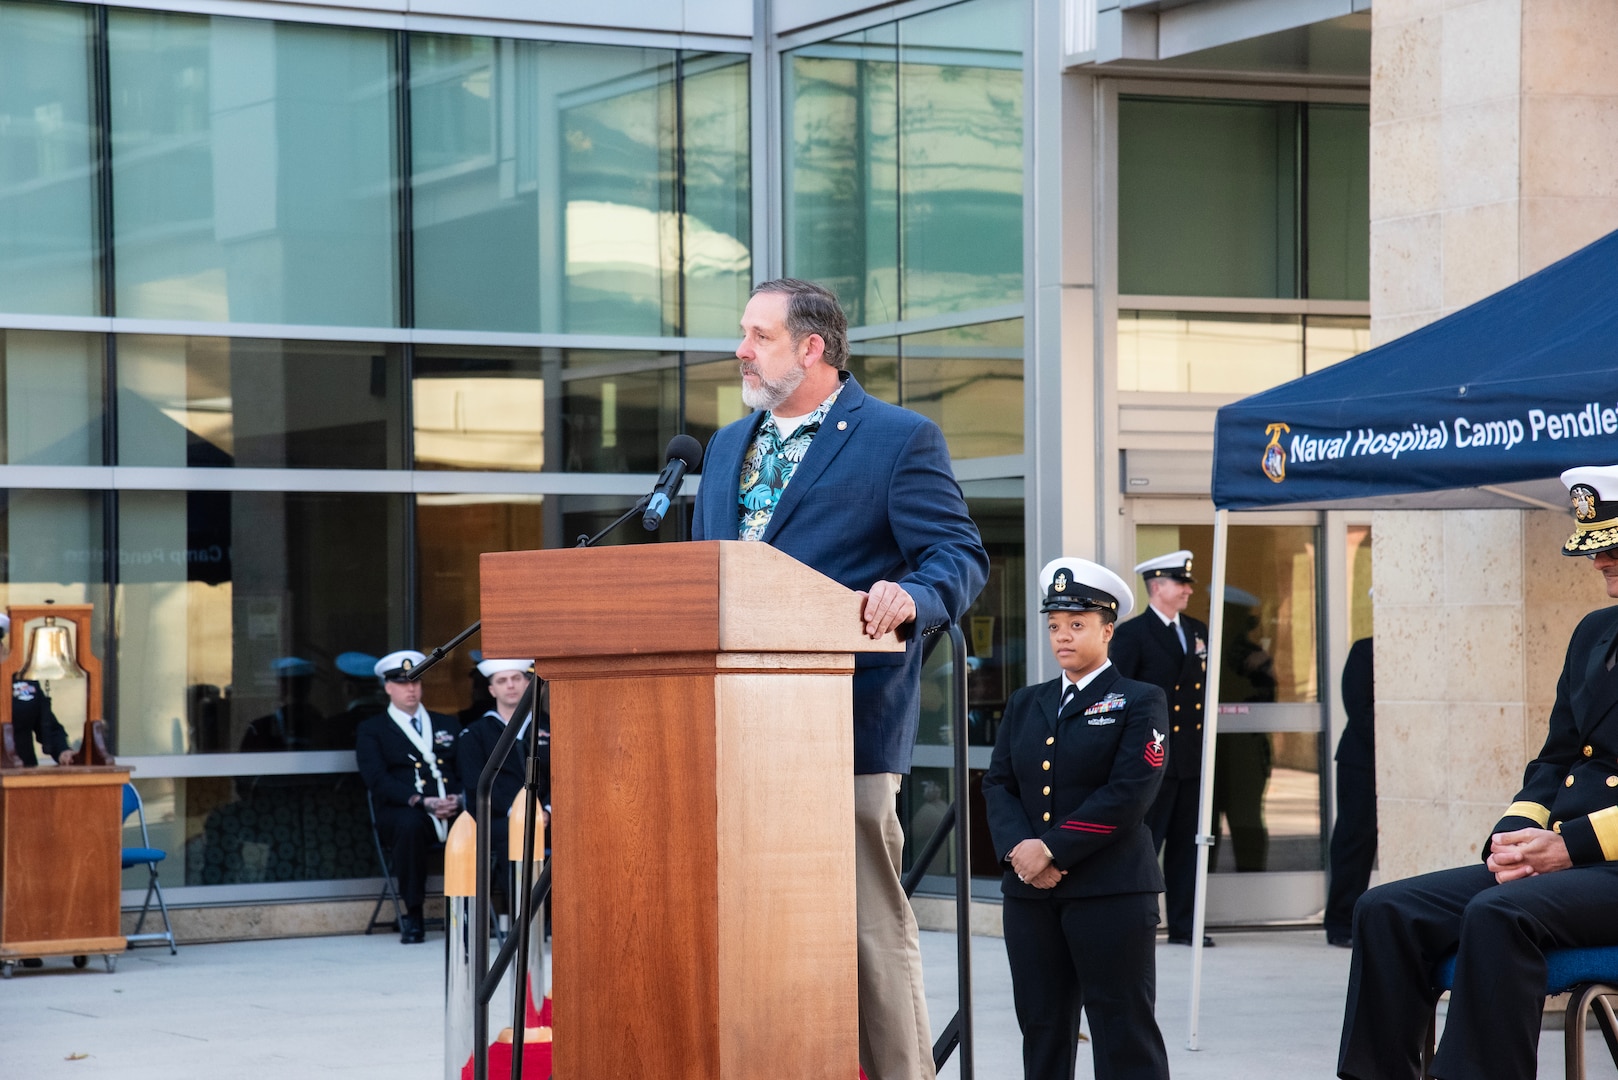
left=1181, top=228, right=1618, bottom=1048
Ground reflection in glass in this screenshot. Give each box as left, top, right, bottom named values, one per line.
left=115, top=490, right=407, bottom=755
left=684, top=354, right=750, bottom=450
left=118, top=336, right=405, bottom=469
left=109, top=11, right=398, bottom=325
left=124, top=775, right=377, bottom=887
left=1211, top=731, right=1323, bottom=872
left=413, top=347, right=545, bottom=471
left=413, top=38, right=753, bottom=335
left=785, top=0, right=1024, bottom=326
left=1347, top=524, right=1372, bottom=641
left=1136, top=522, right=1318, bottom=703
left=784, top=25, right=898, bottom=328
left=547, top=493, right=686, bottom=549
left=0, top=1, right=98, bottom=315
left=846, top=337, right=899, bottom=405
left=1307, top=104, right=1370, bottom=302
left=0, top=330, right=103, bottom=465
left=1118, top=97, right=1300, bottom=299
left=897, top=0, right=1022, bottom=318
left=415, top=494, right=543, bottom=714
left=0, top=489, right=109, bottom=746
left=901, top=318, right=1021, bottom=459
left=1304, top=315, right=1371, bottom=374
left=678, top=54, right=752, bottom=338
left=1118, top=310, right=1302, bottom=394
left=559, top=350, right=680, bottom=472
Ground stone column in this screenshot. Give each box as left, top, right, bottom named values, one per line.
left=1370, top=0, right=1618, bottom=876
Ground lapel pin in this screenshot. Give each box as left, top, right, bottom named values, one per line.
left=837, top=421, right=847, bottom=430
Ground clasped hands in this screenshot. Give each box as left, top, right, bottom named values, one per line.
left=1486, top=827, right=1572, bottom=884
left=421, top=795, right=459, bottom=820
left=1009, top=838, right=1066, bottom=889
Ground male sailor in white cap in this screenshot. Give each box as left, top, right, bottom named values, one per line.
left=1340, top=464, right=1618, bottom=1080
left=354, top=650, right=463, bottom=944
left=456, top=660, right=549, bottom=877
left=1109, top=549, right=1213, bottom=946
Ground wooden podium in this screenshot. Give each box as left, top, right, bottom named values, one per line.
left=481, top=541, right=903, bottom=1080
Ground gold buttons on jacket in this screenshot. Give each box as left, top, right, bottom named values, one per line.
left=1043, top=786, right=1051, bottom=796
left=1195, top=702, right=1202, bottom=710
left=1042, top=760, right=1051, bottom=771
left=1585, top=745, right=1594, bottom=757
left=1195, top=683, right=1202, bottom=690
left=1173, top=725, right=1181, bottom=732
left=1607, top=776, right=1617, bottom=788
left=1566, top=775, right=1576, bottom=787
left=1174, top=685, right=1181, bottom=692
left=1554, top=821, right=1563, bottom=833
left=1046, top=736, right=1055, bottom=745
left=1174, top=705, right=1181, bottom=712
left=1043, top=812, right=1051, bottom=821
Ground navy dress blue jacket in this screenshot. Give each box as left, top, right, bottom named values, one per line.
left=692, top=373, right=989, bottom=775
left=982, top=665, right=1169, bottom=900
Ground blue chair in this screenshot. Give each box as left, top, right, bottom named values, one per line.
left=121, top=783, right=176, bottom=954
left=1425, top=947, right=1618, bottom=1079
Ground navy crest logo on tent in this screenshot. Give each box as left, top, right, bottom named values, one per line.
left=1262, top=422, right=1290, bottom=483
left=1572, top=485, right=1599, bottom=522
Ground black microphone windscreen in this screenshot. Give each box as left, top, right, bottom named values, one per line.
left=665, top=433, right=704, bottom=472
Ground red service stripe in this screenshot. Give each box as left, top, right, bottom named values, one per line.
left=1060, top=822, right=1115, bottom=833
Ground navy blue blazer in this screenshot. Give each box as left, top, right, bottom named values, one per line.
left=692, top=373, right=989, bottom=774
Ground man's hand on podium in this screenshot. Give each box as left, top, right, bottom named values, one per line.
left=57, top=750, right=75, bottom=766
left=858, top=580, right=917, bottom=639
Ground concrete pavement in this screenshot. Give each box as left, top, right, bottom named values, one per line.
left=3, top=927, right=1616, bottom=1078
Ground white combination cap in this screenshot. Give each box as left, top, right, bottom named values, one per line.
left=1561, top=465, right=1618, bottom=556
left=1133, top=550, right=1195, bottom=583
left=374, top=649, right=427, bottom=681
left=1037, top=557, right=1134, bottom=620
left=476, top=659, right=532, bottom=679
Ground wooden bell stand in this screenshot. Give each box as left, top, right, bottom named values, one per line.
left=0, top=603, right=112, bottom=769
left=0, top=602, right=128, bottom=975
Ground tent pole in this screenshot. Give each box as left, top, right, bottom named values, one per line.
left=1187, top=507, right=1230, bottom=1051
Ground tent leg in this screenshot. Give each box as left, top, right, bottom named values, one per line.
left=1187, top=508, right=1230, bottom=1051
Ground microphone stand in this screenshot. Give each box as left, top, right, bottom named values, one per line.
left=408, top=483, right=675, bottom=1080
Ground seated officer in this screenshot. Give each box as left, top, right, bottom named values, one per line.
left=1339, top=463, right=1618, bottom=1080
left=3, top=614, right=74, bottom=767
left=355, top=650, right=462, bottom=944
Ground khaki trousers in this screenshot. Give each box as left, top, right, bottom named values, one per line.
left=855, top=773, right=936, bottom=1080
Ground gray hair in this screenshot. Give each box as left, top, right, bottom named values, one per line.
left=750, top=278, right=849, bottom=371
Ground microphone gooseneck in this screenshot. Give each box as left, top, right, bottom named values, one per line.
left=642, top=434, right=704, bottom=531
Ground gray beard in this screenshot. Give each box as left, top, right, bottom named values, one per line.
left=741, top=363, right=807, bottom=412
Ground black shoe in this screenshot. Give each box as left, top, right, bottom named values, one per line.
left=1166, top=934, right=1216, bottom=947
left=399, top=916, right=425, bottom=945
left=1327, top=933, right=1353, bottom=948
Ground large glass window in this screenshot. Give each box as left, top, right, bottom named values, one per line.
left=0, top=330, right=103, bottom=465
left=410, top=39, right=749, bottom=336
left=115, top=490, right=408, bottom=755
left=118, top=336, right=405, bottom=469
left=1119, top=98, right=1368, bottom=301
left=0, top=1, right=99, bottom=315
left=1118, top=311, right=1369, bottom=393
left=126, top=774, right=376, bottom=888
left=784, top=0, right=1022, bottom=325
left=109, top=12, right=399, bottom=325
left=900, top=317, right=1022, bottom=459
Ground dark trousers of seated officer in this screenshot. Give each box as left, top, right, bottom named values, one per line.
left=1339, top=862, right=1618, bottom=1080
left=1147, top=776, right=1200, bottom=940
left=1004, top=891, right=1169, bottom=1080
left=1324, top=763, right=1377, bottom=941
left=375, top=803, right=440, bottom=910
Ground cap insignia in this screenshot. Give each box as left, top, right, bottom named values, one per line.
left=1573, top=485, right=1599, bottom=523
left=402, top=658, right=415, bottom=671
left=1053, top=570, right=1068, bottom=593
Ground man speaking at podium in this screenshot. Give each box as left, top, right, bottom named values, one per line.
left=694, top=278, right=989, bottom=1080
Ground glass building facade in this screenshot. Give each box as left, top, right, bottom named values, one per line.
left=0, top=0, right=1371, bottom=920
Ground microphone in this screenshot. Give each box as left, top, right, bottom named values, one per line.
left=642, top=434, right=704, bottom=531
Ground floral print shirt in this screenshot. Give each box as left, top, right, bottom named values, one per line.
left=737, top=386, right=844, bottom=541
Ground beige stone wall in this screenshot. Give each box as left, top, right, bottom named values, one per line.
left=1369, top=1, right=1618, bottom=879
